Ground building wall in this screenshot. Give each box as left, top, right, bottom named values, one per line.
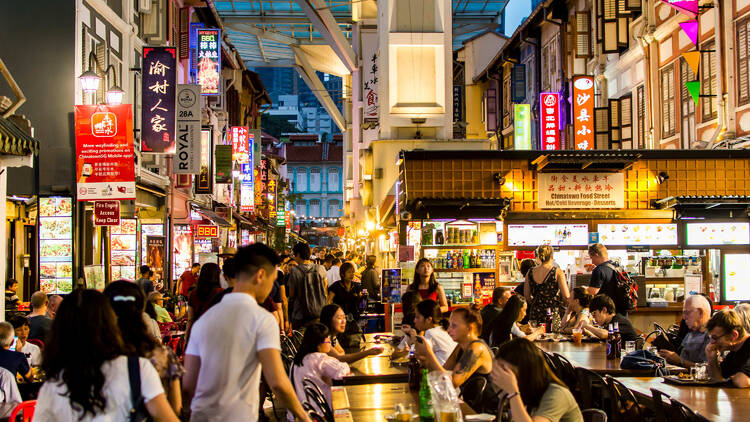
left=289, top=162, right=343, bottom=219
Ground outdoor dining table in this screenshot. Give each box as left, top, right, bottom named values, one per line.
left=336, top=333, right=409, bottom=385
left=616, top=376, right=750, bottom=422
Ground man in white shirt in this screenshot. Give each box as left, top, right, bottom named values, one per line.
left=183, top=243, right=310, bottom=422
left=326, top=257, right=342, bottom=287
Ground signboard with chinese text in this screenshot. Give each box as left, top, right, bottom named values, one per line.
left=94, top=201, right=120, bottom=226
left=230, top=126, right=249, bottom=164
left=539, top=92, right=561, bottom=150
left=538, top=173, right=624, bottom=209
left=146, top=236, right=165, bottom=283
left=196, top=225, right=219, bottom=238
left=195, top=29, right=221, bottom=95
left=361, top=31, right=379, bottom=122
left=142, top=47, right=176, bottom=153
left=276, top=201, right=286, bottom=226
left=513, top=104, right=531, bottom=150
left=572, top=76, right=595, bottom=150
left=74, top=105, right=136, bottom=201
left=268, top=177, right=277, bottom=220
left=507, top=224, right=589, bottom=246
left=174, top=84, right=201, bottom=173
left=195, top=129, right=213, bottom=194
left=214, top=144, right=231, bottom=184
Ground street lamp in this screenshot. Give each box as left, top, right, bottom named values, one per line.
left=105, top=64, right=124, bottom=105
left=78, top=51, right=101, bottom=95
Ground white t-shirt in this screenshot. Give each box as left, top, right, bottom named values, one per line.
left=327, top=265, right=342, bottom=287
left=424, top=327, right=457, bottom=366
left=287, top=352, right=349, bottom=421
left=511, top=323, right=526, bottom=338
left=18, top=341, right=41, bottom=366
left=35, top=356, right=163, bottom=421
left=186, top=292, right=280, bottom=421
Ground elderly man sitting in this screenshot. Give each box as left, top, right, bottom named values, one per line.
left=658, top=294, right=711, bottom=368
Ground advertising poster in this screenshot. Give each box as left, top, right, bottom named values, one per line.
left=195, top=129, right=213, bottom=194
left=687, top=222, right=750, bottom=245
left=361, top=30, right=379, bottom=122
left=74, top=104, right=136, bottom=201
left=724, top=254, right=750, bottom=301
left=597, top=223, right=678, bottom=245
left=572, top=76, right=595, bottom=150
left=539, top=92, right=561, bottom=150
left=381, top=269, right=402, bottom=303
left=538, top=173, right=624, bottom=209
left=141, top=46, right=177, bottom=153
left=146, top=236, right=165, bottom=283
left=231, top=126, right=249, bottom=163
left=513, top=104, right=531, bottom=150
left=174, top=84, right=201, bottom=174
left=214, top=144, right=232, bottom=183
left=84, top=265, right=106, bottom=291
left=39, top=197, right=74, bottom=295
left=173, top=225, right=193, bottom=276
left=111, top=219, right=137, bottom=281
left=140, top=224, right=164, bottom=267
left=507, top=224, right=589, bottom=246
left=195, top=28, right=221, bottom=95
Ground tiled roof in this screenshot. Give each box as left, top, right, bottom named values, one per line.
left=0, top=116, right=39, bottom=157
left=328, top=145, right=343, bottom=161
left=286, top=144, right=323, bottom=162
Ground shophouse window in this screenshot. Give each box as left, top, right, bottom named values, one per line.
left=738, top=17, right=750, bottom=106
left=541, top=34, right=560, bottom=92
left=701, top=40, right=718, bottom=120
left=636, top=85, right=646, bottom=148
left=309, top=199, right=321, bottom=218
left=327, top=168, right=340, bottom=192
left=296, top=200, right=307, bottom=218
left=502, top=72, right=512, bottom=129
left=295, top=168, right=307, bottom=192
left=679, top=58, right=696, bottom=148
left=309, top=168, right=321, bottom=192
left=328, top=200, right=340, bottom=218
left=575, top=11, right=592, bottom=58
left=661, top=64, right=676, bottom=138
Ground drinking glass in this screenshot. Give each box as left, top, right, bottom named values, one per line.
left=694, top=362, right=708, bottom=381
left=624, top=341, right=636, bottom=355
left=572, top=328, right=583, bottom=344
left=529, top=320, right=538, bottom=329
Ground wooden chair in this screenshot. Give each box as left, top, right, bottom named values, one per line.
left=605, top=375, right=644, bottom=422
left=575, top=367, right=608, bottom=411
left=459, top=376, right=487, bottom=412
left=670, top=397, right=711, bottom=422
left=552, top=353, right=579, bottom=392
left=9, top=400, right=35, bottom=422
left=649, top=388, right=673, bottom=422
left=581, top=408, right=607, bottom=422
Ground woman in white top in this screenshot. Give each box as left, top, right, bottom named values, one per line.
left=9, top=316, right=41, bottom=366
left=561, top=287, right=593, bottom=334
left=403, top=300, right=456, bottom=365
left=34, top=289, right=178, bottom=422
left=490, top=295, right=544, bottom=347
left=288, top=323, right=350, bottom=420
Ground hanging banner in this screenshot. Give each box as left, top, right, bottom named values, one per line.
left=174, top=84, right=201, bottom=174
left=259, top=158, right=269, bottom=216
left=195, top=28, right=221, bottom=95
left=239, top=132, right=254, bottom=213
left=142, top=46, right=176, bottom=153
left=268, top=177, right=278, bottom=220
left=539, top=92, right=561, bottom=150
left=146, top=236, right=165, bottom=283
left=513, top=104, right=531, bottom=150
left=94, top=201, right=120, bottom=226
left=230, top=126, right=250, bottom=164
left=249, top=129, right=261, bottom=167
left=538, top=173, right=624, bottom=209
left=195, top=128, right=213, bottom=194
left=572, top=76, right=595, bottom=150
left=240, top=180, right=254, bottom=212
left=361, top=30, right=379, bottom=122
left=215, top=144, right=232, bottom=184
left=74, top=104, right=136, bottom=201
left=277, top=201, right=286, bottom=226
left=660, top=0, right=698, bottom=18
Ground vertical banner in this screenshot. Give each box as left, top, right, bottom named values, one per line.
left=249, top=129, right=261, bottom=167
left=361, top=30, right=379, bottom=122
left=572, top=76, right=595, bottom=150
left=195, top=128, right=213, bottom=194
left=230, top=126, right=249, bottom=163
left=239, top=129, right=254, bottom=212
left=214, top=145, right=232, bottom=183
left=74, top=104, right=136, bottom=201
left=195, top=28, right=221, bottom=95
left=513, top=104, right=532, bottom=150
left=146, top=236, right=165, bottom=283
left=268, top=177, right=277, bottom=220
left=259, top=158, right=269, bottom=217
left=142, top=47, right=177, bottom=153
left=276, top=201, right=286, bottom=226
left=539, top=92, right=561, bottom=150
left=174, top=84, right=201, bottom=173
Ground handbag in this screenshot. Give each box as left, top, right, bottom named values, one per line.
left=620, top=349, right=669, bottom=376
left=127, top=356, right=153, bottom=422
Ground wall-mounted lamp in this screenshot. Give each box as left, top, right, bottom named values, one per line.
left=105, top=64, right=124, bottom=105
left=656, top=171, right=669, bottom=184
left=78, top=51, right=101, bottom=94
left=493, top=171, right=509, bottom=186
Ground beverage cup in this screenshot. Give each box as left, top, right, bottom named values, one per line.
left=624, top=341, right=636, bottom=355
left=572, top=328, right=583, bottom=344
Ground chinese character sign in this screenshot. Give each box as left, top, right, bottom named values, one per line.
left=572, top=76, right=595, bottom=150
left=195, top=29, right=221, bottom=95
left=539, top=92, right=561, bottom=150
left=231, top=126, right=249, bottom=164
left=142, top=47, right=176, bottom=153
left=268, top=178, right=277, bottom=220
left=195, top=129, right=213, bottom=194
left=74, top=105, right=136, bottom=201
left=361, top=31, right=378, bottom=122
left=513, top=104, right=531, bottom=150
left=538, top=173, right=624, bottom=209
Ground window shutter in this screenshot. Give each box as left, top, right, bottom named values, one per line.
left=503, top=73, right=512, bottom=128
left=609, top=99, right=621, bottom=148
left=95, top=41, right=107, bottom=104
left=576, top=12, right=591, bottom=58
left=617, top=0, right=630, bottom=49
left=594, top=107, right=610, bottom=150
left=485, top=86, right=498, bottom=132
left=738, top=19, right=750, bottom=105
left=701, top=41, right=717, bottom=120
left=620, top=95, right=633, bottom=148
left=636, top=85, right=646, bottom=148
left=625, top=0, right=641, bottom=12
left=602, top=0, right=619, bottom=53
left=179, top=7, right=190, bottom=59
left=661, top=65, right=676, bottom=137
left=511, top=64, right=526, bottom=102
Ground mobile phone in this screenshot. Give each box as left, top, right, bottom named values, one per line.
left=416, top=337, right=424, bottom=344
left=9, top=336, right=17, bottom=351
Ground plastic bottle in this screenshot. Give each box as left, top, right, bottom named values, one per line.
left=419, top=368, right=434, bottom=421
left=463, top=250, right=470, bottom=269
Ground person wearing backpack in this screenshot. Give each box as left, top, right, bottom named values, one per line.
left=288, top=243, right=328, bottom=330
left=586, top=243, right=636, bottom=315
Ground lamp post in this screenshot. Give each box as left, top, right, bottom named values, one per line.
left=78, top=51, right=125, bottom=105
left=104, top=64, right=124, bottom=105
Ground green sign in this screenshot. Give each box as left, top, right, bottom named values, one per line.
left=513, top=104, right=531, bottom=150
left=276, top=202, right=286, bottom=226
left=214, top=144, right=232, bottom=184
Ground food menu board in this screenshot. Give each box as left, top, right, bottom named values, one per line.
left=507, top=224, right=589, bottom=246
left=141, top=224, right=164, bottom=266
left=724, top=254, right=750, bottom=302
left=39, top=197, right=74, bottom=294
left=110, top=219, right=137, bottom=280
left=686, top=222, right=750, bottom=245
left=173, top=225, right=193, bottom=278
left=597, top=224, right=678, bottom=245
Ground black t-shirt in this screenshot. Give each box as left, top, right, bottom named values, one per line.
left=480, top=304, right=502, bottom=341
left=0, top=348, right=29, bottom=377
left=329, top=281, right=362, bottom=319
left=610, top=313, right=639, bottom=343
left=590, top=261, right=621, bottom=308
left=721, top=337, right=750, bottom=379
left=29, top=315, right=53, bottom=342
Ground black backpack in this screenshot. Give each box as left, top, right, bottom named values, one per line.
left=292, top=264, right=327, bottom=321
left=603, top=262, right=638, bottom=312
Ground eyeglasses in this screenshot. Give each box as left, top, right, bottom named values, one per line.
left=709, top=332, right=731, bottom=342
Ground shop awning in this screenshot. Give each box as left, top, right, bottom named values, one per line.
left=233, top=212, right=254, bottom=228
left=653, top=196, right=750, bottom=210
left=192, top=206, right=232, bottom=226
left=0, top=116, right=39, bottom=157
left=530, top=152, right=641, bottom=172
left=404, top=198, right=512, bottom=220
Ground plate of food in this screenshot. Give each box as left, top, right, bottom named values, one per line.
left=40, top=279, right=56, bottom=294
left=56, top=279, right=73, bottom=294
left=40, top=240, right=72, bottom=257
left=40, top=264, right=57, bottom=278
left=662, top=374, right=726, bottom=386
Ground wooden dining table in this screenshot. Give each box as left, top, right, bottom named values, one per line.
left=616, top=376, right=750, bottom=422
left=337, top=333, right=409, bottom=385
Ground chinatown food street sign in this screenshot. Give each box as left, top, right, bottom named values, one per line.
left=173, top=84, right=201, bottom=174
left=74, top=104, right=136, bottom=201
left=268, top=177, right=278, bottom=220
left=195, top=225, right=219, bottom=238
left=142, top=46, right=177, bottom=153
left=572, top=76, right=595, bottom=150
left=539, top=92, right=561, bottom=150
left=513, top=104, right=531, bottom=150
left=538, top=173, right=624, bottom=209
left=195, top=29, right=221, bottom=95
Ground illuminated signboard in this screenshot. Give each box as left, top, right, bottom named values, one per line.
left=268, top=177, right=277, bottom=220
left=724, top=254, right=750, bottom=302
left=195, top=29, right=221, bottom=95
left=572, top=76, right=595, bottom=150
left=539, top=92, right=561, bottom=150
left=231, top=126, right=249, bottom=164
left=686, top=222, right=750, bottom=245
left=597, top=224, right=678, bottom=245
left=195, top=128, right=213, bottom=194
left=513, top=104, right=531, bottom=150
left=142, top=46, right=177, bottom=153
left=277, top=201, right=286, bottom=226
left=507, top=224, right=589, bottom=246
left=195, top=225, right=219, bottom=238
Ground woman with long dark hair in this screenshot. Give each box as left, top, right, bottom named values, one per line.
left=319, top=304, right=383, bottom=363
left=490, top=295, right=544, bottom=347
left=35, top=289, right=178, bottom=421
left=524, top=245, right=570, bottom=326
left=402, top=300, right=455, bottom=365
left=187, top=263, right=223, bottom=326
left=491, top=338, right=583, bottom=422
left=287, top=323, right=349, bottom=421
left=407, top=258, right=448, bottom=313
left=104, top=281, right=185, bottom=414
left=560, top=287, right=593, bottom=334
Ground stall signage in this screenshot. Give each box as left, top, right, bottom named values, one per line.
left=513, top=104, right=531, bottom=150
left=361, top=30, right=379, bottom=122
left=173, top=84, right=201, bottom=174
left=724, top=254, right=750, bottom=302
left=507, top=224, right=589, bottom=246
left=214, top=144, right=232, bottom=184
left=142, top=46, right=177, bottom=153
left=572, top=76, right=595, bottom=150
left=195, top=225, right=219, bottom=238
left=39, top=197, right=74, bottom=295
left=240, top=179, right=254, bottom=212
left=686, top=222, right=750, bottom=245
left=597, top=224, right=678, bottom=245
left=195, top=129, right=213, bottom=194
left=195, top=29, right=221, bottom=95
left=268, top=177, right=277, bottom=220
left=74, top=105, right=136, bottom=201
left=538, top=173, right=624, bottom=209
left=230, top=126, right=249, bottom=164
left=276, top=201, right=285, bottom=226
left=146, top=236, right=165, bottom=282
left=94, top=201, right=120, bottom=226
left=539, top=92, right=561, bottom=150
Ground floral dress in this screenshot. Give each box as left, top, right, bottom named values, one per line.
left=528, top=266, right=564, bottom=326
left=146, top=344, right=185, bottom=390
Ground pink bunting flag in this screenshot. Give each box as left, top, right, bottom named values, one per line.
left=661, top=0, right=698, bottom=18
left=679, top=21, right=699, bottom=48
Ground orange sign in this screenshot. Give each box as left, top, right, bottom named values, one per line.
left=572, top=76, right=595, bottom=150
left=195, top=225, right=219, bottom=238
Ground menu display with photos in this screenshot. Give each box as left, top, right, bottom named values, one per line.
left=141, top=224, right=164, bottom=265
left=111, top=219, right=137, bottom=280
left=686, top=223, right=750, bottom=245
left=724, top=254, right=750, bottom=302
left=507, top=224, right=589, bottom=246
left=597, top=224, right=678, bottom=245
left=173, top=225, right=193, bottom=277
left=39, top=197, right=74, bottom=294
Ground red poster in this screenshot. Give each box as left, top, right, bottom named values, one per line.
left=94, top=201, right=120, bottom=226
left=572, top=76, right=595, bottom=150
left=231, top=126, right=249, bottom=164
left=75, top=105, right=135, bottom=201
left=539, top=92, right=561, bottom=150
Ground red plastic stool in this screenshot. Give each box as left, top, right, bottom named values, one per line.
left=9, top=400, right=36, bottom=422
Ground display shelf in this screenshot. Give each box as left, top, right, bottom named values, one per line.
left=434, top=268, right=497, bottom=273
left=643, top=277, right=687, bottom=283
left=422, top=245, right=497, bottom=249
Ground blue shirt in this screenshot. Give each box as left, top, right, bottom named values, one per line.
left=0, top=348, right=30, bottom=377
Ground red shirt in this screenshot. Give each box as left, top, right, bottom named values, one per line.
left=180, top=270, right=198, bottom=296
left=418, top=288, right=438, bottom=302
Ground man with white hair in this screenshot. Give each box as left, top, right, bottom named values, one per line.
left=0, top=321, right=32, bottom=382
left=659, top=294, right=711, bottom=368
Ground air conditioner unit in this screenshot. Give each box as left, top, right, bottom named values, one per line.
left=139, top=0, right=152, bottom=13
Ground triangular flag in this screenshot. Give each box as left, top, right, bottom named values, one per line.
left=682, top=51, right=701, bottom=75
left=679, top=21, right=699, bottom=47
left=661, top=0, right=698, bottom=18
left=686, top=81, right=701, bottom=105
